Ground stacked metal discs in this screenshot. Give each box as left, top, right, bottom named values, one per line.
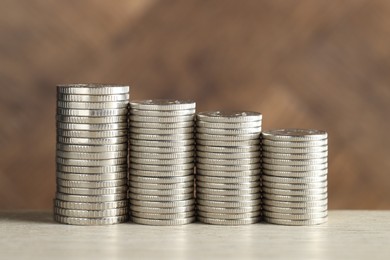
left=54, top=84, right=130, bottom=225
left=261, top=129, right=328, bottom=226
left=128, top=100, right=196, bottom=225
left=195, top=111, right=262, bottom=225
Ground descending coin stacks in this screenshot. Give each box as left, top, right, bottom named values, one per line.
left=54, top=84, right=130, bottom=225
left=195, top=111, right=262, bottom=225
left=261, top=129, right=328, bottom=226
left=128, top=100, right=196, bottom=225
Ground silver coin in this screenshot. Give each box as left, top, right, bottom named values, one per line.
left=57, top=84, right=129, bottom=95
left=128, top=187, right=193, bottom=196
left=57, top=129, right=128, bottom=138
left=197, top=187, right=261, bottom=196
left=262, top=204, right=327, bottom=214
left=54, top=214, right=128, bottom=225
left=54, top=207, right=128, bottom=218
left=130, top=198, right=195, bottom=208
left=263, top=210, right=328, bottom=220
left=196, top=120, right=262, bottom=129
left=130, top=127, right=194, bottom=135
left=128, top=193, right=193, bottom=201
left=262, top=180, right=327, bottom=190
left=196, top=139, right=260, bottom=147
left=131, top=211, right=194, bottom=220
left=57, top=122, right=127, bottom=131
left=196, top=181, right=259, bottom=189
left=130, top=145, right=193, bottom=154
left=262, top=187, right=327, bottom=196
left=57, top=186, right=127, bottom=195
left=262, top=174, right=327, bottom=184
left=130, top=163, right=194, bottom=172
left=130, top=157, right=193, bottom=165
left=196, top=170, right=261, bottom=179
left=262, top=168, right=328, bottom=178
left=197, top=205, right=261, bottom=214
left=57, top=143, right=127, bottom=153
left=196, top=163, right=260, bottom=171
left=262, top=129, right=327, bottom=142
left=262, top=151, right=328, bottom=160
left=58, top=136, right=127, bottom=145
left=129, top=114, right=194, bottom=123
left=57, top=179, right=127, bottom=188
left=57, top=157, right=127, bottom=167
left=262, top=163, right=327, bottom=172
left=56, top=193, right=127, bottom=202
left=130, top=139, right=194, bottom=147
left=57, top=108, right=128, bottom=117
left=197, top=210, right=260, bottom=220
left=262, top=139, right=328, bottom=148
left=54, top=199, right=128, bottom=210
left=57, top=150, right=127, bottom=160
left=130, top=133, right=194, bottom=141
left=196, top=145, right=260, bottom=153
left=197, top=157, right=260, bottom=165
left=130, top=205, right=195, bottom=214
left=130, top=121, right=194, bottom=129
left=196, top=151, right=260, bottom=159
left=58, top=93, right=129, bottom=102
left=56, top=115, right=127, bottom=124
left=263, top=216, right=327, bottom=226
left=129, top=175, right=194, bottom=184
left=57, top=171, right=127, bottom=181
left=57, top=101, right=129, bottom=109
left=262, top=198, right=328, bottom=208
left=196, top=175, right=260, bottom=183
left=131, top=216, right=195, bottom=226
left=196, top=127, right=261, bottom=135
left=130, top=151, right=194, bottom=159
left=130, top=108, right=195, bottom=116
left=196, top=198, right=261, bottom=208
left=129, top=169, right=193, bottom=177
left=197, top=111, right=262, bottom=123
left=197, top=216, right=260, bottom=225
left=57, top=164, right=127, bottom=174
left=262, top=157, right=327, bottom=166
left=129, top=181, right=193, bottom=190
left=262, top=145, right=328, bottom=154
left=130, top=99, right=196, bottom=111
left=262, top=193, right=328, bottom=202
left=196, top=193, right=261, bottom=202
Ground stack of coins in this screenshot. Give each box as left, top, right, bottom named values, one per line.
left=261, top=129, right=328, bottom=226
left=195, top=111, right=262, bottom=225
left=54, top=84, right=130, bottom=225
left=128, top=100, right=196, bottom=225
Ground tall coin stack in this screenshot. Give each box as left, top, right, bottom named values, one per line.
left=54, top=84, right=130, bottom=225
left=261, top=129, right=328, bottom=226
left=128, top=100, right=196, bottom=225
left=195, top=111, right=262, bottom=225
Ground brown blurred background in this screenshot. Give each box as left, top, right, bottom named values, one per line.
left=0, top=0, right=389, bottom=210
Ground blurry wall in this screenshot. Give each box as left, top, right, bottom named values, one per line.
left=0, top=0, right=389, bottom=210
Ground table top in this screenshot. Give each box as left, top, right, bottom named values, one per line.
left=0, top=210, right=389, bottom=260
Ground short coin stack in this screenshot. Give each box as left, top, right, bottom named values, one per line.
left=128, top=100, right=196, bottom=225
left=261, top=129, right=328, bottom=225
left=195, top=111, right=262, bottom=225
left=54, top=84, right=130, bottom=225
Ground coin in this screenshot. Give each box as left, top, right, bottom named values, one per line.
left=130, top=121, right=194, bottom=129
left=56, top=193, right=127, bottom=203
left=262, top=193, right=328, bottom=202
left=131, top=211, right=194, bottom=220
left=196, top=193, right=261, bottom=202
left=128, top=187, right=193, bottom=196
left=130, top=145, right=193, bottom=154
left=128, top=193, right=193, bottom=202
left=57, top=179, right=127, bottom=188
left=130, top=163, right=194, bottom=172
left=196, top=151, right=261, bottom=159
left=196, top=181, right=259, bottom=189
left=197, top=187, right=260, bottom=196
left=261, top=151, right=328, bottom=160
left=130, top=151, right=194, bottom=159
left=262, top=174, right=327, bottom=184
left=197, top=216, right=260, bottom=225
left=130, top=139, right=194, bottom=147
left=196, top=205, right=261, bottom=214
left=54, top=207, right=128, bottom=218
left=262, top=157, right=327, bottom=166
left=130, top=127, right=194, bottom=135
left=130, top=108, right=195, bottom=116
left=262, top=163, right=327, bottom=172
left=196, top=163, right=260, bottom=171
left=131, top=216, right=195, bottom=226
left=196, top=120, right=262, bottom=129
left=263, top=216, right=327, bottom=226
left=197, top=211, right=261, bottom=219
left=262, top=168, right=327, bottom=178
left=57, top=150, right=127, bottom=160
left=196, top=145, right=260, bottom=153
left=129, top=114, right=194, bottom=123
left=57, top=143, right=127, bottom=153
left=57, top=84, right=129, bottom=95
left=58, top=93, right=129, bottom=102
left=196, top=128, right=262, bottom=136
left=196, top=111, right=262, bottom=123
left=262, top=198, right=328, bottom=208
left=54, top=199, right=128, bottom=210
left=57, top=172, right=127, bottom=181
left=196, top=157, right=261, bottom=165
left=57, top=165, right=127, bottom=174
left=262, top=187, right=327, bottom=196
left=130, top=99, right=196, bottom=111
left=57, top=108, right=128, bottom=117
left=54, top=214, right=128, bottom=225
left=58, top=136, right=128, bottom=145
left=57, top=129, right=128, bottom=138
left=262, top=204, right=327, bottom=214
left=196, top=199, right=261, bottom=208
left=196, top=175, right=260, bottom=183
left=262, top=145, right=327, bottom=154
left=129, top=175, right=194, bottom=184
left=262, top=180, right=327, bottom=190
left=129, top=181, right=193, bottom=189
left=57, top=122, right=128, bottom=131
left=57, top=186, right=128, bottom=195
left=56, top=115, right=127, bottom=124
left=196, top=139, right=260, bottom=147
left=130, top=205, right=195, bottom=214
left=262, top=139, right=328, bottom=148
left=262, top=210, right=328, bottom=220
left=130, top=199, right=195, bottom=208
left=130, top=157, right=193, bottom=165
left=57, top=158, right=127, bottom=166
left=57, top=101, right=129, bottom=109
left=129, top=133, right=194, bottom=141
left=262, top=129, right=327, bottom=142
